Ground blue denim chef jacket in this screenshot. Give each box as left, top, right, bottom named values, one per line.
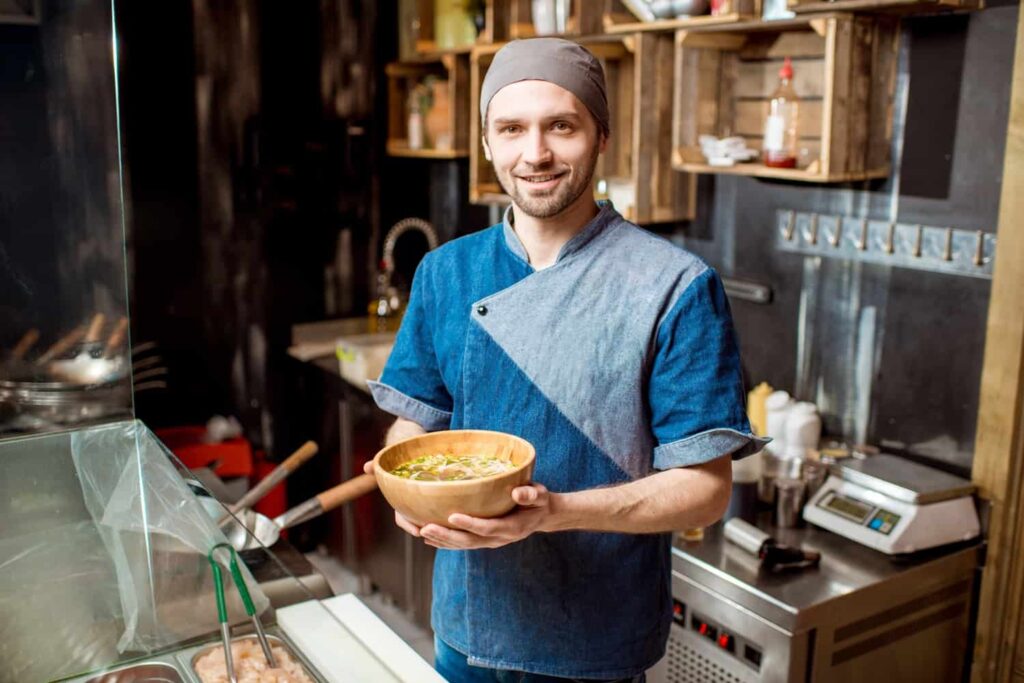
left=369, top=202, right=766, bottom=680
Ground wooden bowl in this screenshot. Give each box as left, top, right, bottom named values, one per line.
left=372, top=429, right=536, bottom=526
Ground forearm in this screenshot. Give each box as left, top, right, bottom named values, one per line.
left=542, top=455, right=733, bottom=534
left=385, top=417, right=427, bottom=445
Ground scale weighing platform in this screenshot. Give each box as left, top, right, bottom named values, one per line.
left=803, top=454, right=980, bottom=554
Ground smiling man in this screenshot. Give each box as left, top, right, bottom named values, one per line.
left=367, top=38, right=765, bottom=683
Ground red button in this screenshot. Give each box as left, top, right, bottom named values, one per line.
left=718, top=634, right=731, bottom=649
left=698, top=623, right=708, bottom=636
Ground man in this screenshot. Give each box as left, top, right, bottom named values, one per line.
left=366, top=38, right=765, bottom=683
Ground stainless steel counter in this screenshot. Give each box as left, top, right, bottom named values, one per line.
left=671, top=517, right=982, bottom=634
left=288, top=319, right=433, bottom=629
left=657, top=517, right=982, bottom=683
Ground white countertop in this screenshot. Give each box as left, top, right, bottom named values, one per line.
left=277, top=594, right=444, bottom=683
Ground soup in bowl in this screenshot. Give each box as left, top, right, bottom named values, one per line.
left=372, top=429, right=536, bottom=526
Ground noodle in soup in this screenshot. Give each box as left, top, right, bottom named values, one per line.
left=389, top=453, right=516, bottom=481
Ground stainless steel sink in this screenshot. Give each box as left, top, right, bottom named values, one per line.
left=84, top=662, right=186, bottom=683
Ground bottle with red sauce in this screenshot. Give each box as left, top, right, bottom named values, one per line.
left=762, top=57, right=800, bottom=169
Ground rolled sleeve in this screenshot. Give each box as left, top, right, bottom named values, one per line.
left=369, top=254, right=453, bottom=431
left=367, top=380, right=452, bottom=431
left=653, top=428, right=770, bottom=470
left=648, top=268, right=766, bottom=469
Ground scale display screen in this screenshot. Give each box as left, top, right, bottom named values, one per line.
left=818, top=491, right=873, bottom=524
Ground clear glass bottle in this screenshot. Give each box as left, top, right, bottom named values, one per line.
left=762, top=57, right=799, bottom=169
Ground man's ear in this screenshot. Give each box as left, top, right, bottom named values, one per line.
left=599, top=131, right=609, bottom=154
left=482, top=135, right=492, bottom=162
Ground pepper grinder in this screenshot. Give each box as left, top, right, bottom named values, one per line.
left=724, top=518, right=821, bottom=572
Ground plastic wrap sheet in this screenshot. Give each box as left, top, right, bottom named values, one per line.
left=70, top=420, right=270, bottom=653
left=0, top=420, right=269, bottom=682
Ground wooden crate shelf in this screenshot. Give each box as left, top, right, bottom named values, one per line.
left=672, top=14, right=900, bottom=183
left=386, top=55, right=471, bottom=159
left=470, top=35, right=695, bottom=224
left=407, top=0, right=486, bottom=54
left=499, top=0, right=606, bottom=39
left=602, top=0, right=761, bottom=35
left=788, top=0, right=980, bottom=15
left=404, top=0, right=560, bottom=56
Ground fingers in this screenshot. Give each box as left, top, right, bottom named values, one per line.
left=394, top=510, right=422, bottom=537
left=447, top=514, right=499, bottom=537
left=362, top=460, right=376, bottom=475
left=420, top=523, right=497, bottom=550
left=512, top=483, right=548, bottom=507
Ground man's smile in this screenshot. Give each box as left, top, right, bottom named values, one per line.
left=515, top=171, right=568, bottom=190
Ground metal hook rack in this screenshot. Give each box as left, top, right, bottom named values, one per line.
left=776, top=210, right=996, bottom=279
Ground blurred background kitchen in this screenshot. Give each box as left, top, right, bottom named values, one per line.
left=1, top=0, right=1023, bottom=681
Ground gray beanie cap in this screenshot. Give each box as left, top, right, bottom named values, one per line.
left=480, top=38, right=609, bottom=135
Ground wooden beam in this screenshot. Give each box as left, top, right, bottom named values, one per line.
left=971, top=4, right=1024, bottom=682
left=677, top=30, right=747, bottom=50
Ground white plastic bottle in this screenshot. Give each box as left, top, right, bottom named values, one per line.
left=764, top=390, right=793, bottom=456
left=783, top=401, right=822, bottom=460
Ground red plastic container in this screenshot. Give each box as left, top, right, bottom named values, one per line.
left=155, top=426, right=253, bottom=478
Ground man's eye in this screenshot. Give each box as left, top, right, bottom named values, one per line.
left=500, top=125, right=521, bottom=135
left=552, top=121, right=572, bottom=132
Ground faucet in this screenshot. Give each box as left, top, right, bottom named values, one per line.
left=376, top=218, right=439, bottom=325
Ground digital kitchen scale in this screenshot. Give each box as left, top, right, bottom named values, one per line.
left=803, top=454, right=980, bottom=554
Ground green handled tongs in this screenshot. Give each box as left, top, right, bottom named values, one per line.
left=208, top=542, right=278, bottom=682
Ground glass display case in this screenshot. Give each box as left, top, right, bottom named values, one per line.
left=0, top=419, right=412, bottom=683
left=0, top=0, right=132, bottom=436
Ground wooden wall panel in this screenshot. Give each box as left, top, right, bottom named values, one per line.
left=970, top=4, right=1024, bottom=682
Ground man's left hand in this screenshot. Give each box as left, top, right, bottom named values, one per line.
left=419, top=484, right=553, bottom=550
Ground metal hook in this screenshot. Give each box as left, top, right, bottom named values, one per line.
left=808, top=214, right=819, bottom=246
left=784, top=210, right=797, bottom=241
left=884, top=222, right=896, bottom=255
left=912, top=225, right=923, bottom=258
left=829, top=218, right=843, bottom=247
left=943, top=228, right=954, bottom=262
left=857, top=218, right=869, bottom=251
left=974, top=231, right=986, bottom=266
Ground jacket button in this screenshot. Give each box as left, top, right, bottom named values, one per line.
left=476, top=305, right=488, bottom=316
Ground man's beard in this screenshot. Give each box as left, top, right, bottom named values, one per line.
left=497, top=144, right=600, bottom=219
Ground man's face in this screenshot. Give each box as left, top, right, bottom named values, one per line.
left=484, top=80, right=606, bottom=219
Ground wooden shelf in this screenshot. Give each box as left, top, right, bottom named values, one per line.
left=788, top=0, right=980, bottom=15
left=0, top=0, right=39, bottom=25
left=501, top=0, right=606, bottom=39
left=602, top=11, right=755, bottom=34
left=405, top=0, right=604, bottom=57
left=405, top=0, right=482, bottom=56
left=386, top=55, right=471, bottom=159
left=404, top=45, right=476, bottom=62
left=386, top=142, right=468, bottom=159
left=672, top=14, right=901, bottom=183
left=674, top=159, right=889, bottom=182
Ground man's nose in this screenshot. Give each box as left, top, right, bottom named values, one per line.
left=521, top=128, right=552, bottom=166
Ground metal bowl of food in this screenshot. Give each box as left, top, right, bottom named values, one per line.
left=190, top=635, right=316, bottom=683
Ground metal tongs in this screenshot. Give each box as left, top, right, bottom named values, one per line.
left=207, top=543, right=277, bottom=683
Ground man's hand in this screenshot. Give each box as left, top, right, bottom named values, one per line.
left=414, top=484, right=553, bottom=550
left=366, top=456, right=554, bottom=549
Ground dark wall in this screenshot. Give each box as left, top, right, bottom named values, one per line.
left=0, top=3, right=129, bottom=351
left=118, top=1, right=386, bottom=449
left=674, top=6, right=1018, bottom=472
left=116, top=1, right=211, bottom=426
